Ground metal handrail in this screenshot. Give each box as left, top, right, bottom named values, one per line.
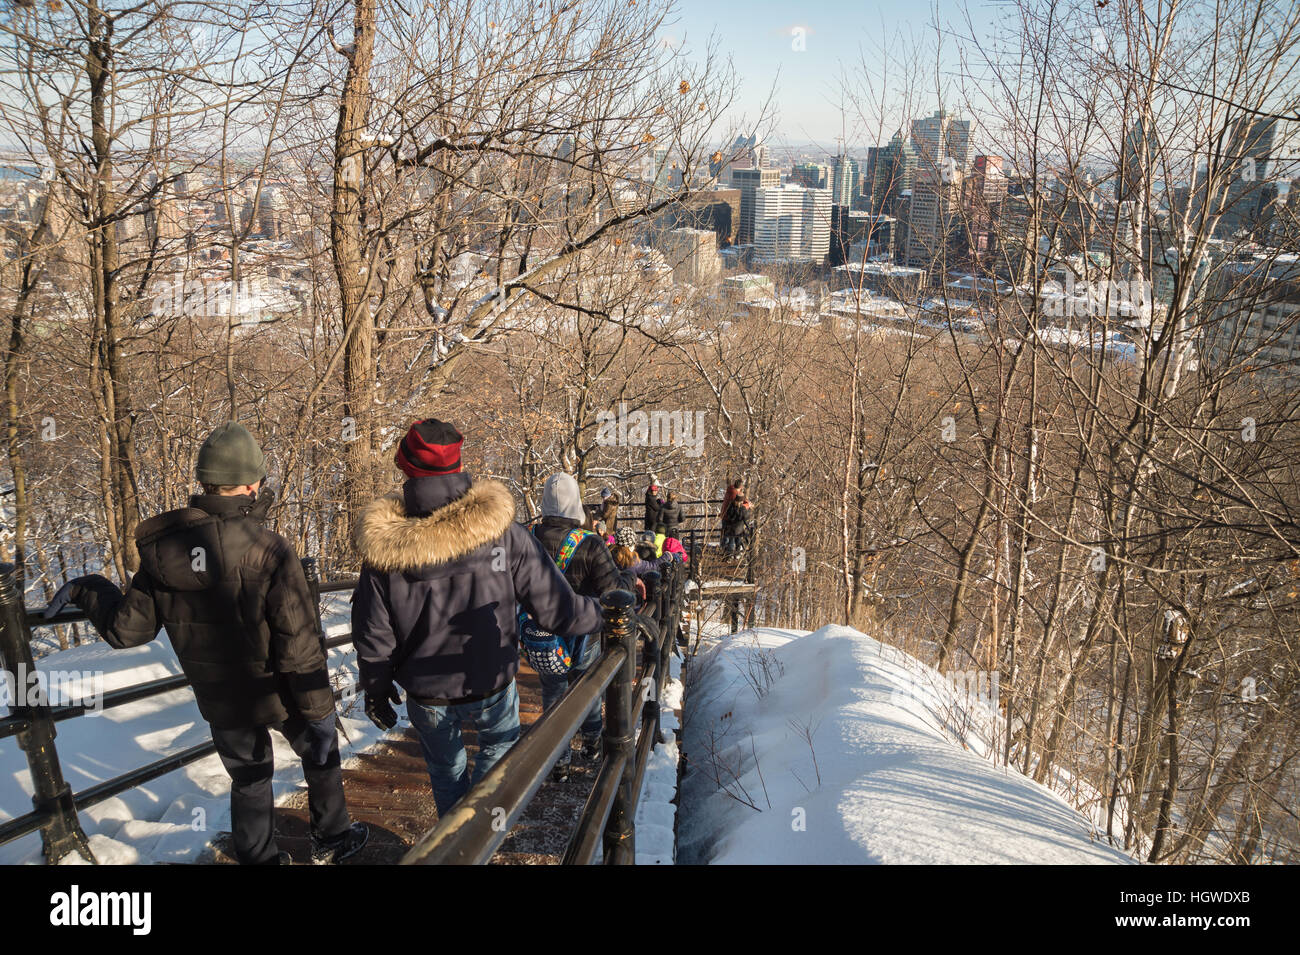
left=0, top=553, right=691, bottom=866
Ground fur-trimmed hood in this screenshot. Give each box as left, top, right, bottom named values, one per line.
left=353, top=477, right=517, bottom=573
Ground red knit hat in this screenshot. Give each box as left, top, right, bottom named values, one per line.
left=395, top=419, right=463, bottom=477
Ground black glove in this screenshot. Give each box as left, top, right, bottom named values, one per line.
left=364, top=685, right=402, bottom=731
left=43, top=579, right=85, bottom=619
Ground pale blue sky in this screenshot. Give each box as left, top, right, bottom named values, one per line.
left=668, top=0, right=1000, bottom=153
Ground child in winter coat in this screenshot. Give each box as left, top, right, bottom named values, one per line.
left=662, top=534, right=688, bottom=564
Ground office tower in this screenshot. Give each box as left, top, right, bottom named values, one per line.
left=660, top=227, right=722, bottom=284
left=1115, top=118, right=1160, bottom=203
left=1206, top=255, right=1300, bottom=374
left=906, top=161, right=964, bottom=275
left=849, top=157, right=868, bottom=209
left=753, top=183, right=831, bottom=263
left=865, top=132, right=917, bottom=215
left=911, top=109, right=971, bottom=172
left=831, top=207, right=896, bottom=266
left=964, top=155, right=1006, bottom=264
left=1216, top=116, right=1300, bottom=240
left=727, top=133, right=766, bottom=171
left=792, top=162, right=828, bottom=189
left=830, top=154, right=855, bottom=206
left=730, top=166, right=781, bottom=244
left=647, top=145, right=670, bottom=198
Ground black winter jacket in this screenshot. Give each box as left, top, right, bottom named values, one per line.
left=657, top=500, right=683, bottom=535
left=351, top=473, right=602, bottom=703
left=643, top=488, right=662, bottom=530
left=70, top=493, right=333, bottom=730
left=532, top=516, right=635, bottom=601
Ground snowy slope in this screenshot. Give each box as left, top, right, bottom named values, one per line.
left=677, top=625, right=1136, bottom=865
left=0, top=598, right=388, bottom=865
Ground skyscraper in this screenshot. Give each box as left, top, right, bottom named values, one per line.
left=726, top=133, right=766, bottom=171
left=753, top=183, right=832, bottom=263
left=911, top=109, right=971, bottom=173
left=1115, top=118, right=1159, bottom=203
left=906, top=161, right=964, bottom=275
left=963, top=155, right=1006, bottom=266
left=831, top=154, right=855, bottom=206
left=729, top=166, right=781, bottom=244
left=660, top=228, right=722, bottom=285
left=792, top=162, right=829, bottom=189
left=1217, top=116, right=1292, bottom=239
left=651, top=146, right=670, bottom=197
left=865, top=132, right=917, bottom=215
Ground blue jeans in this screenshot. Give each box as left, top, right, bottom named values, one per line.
left=406, top=682, right=520, bottom=816
left=538, top=634, right=603, bottom=740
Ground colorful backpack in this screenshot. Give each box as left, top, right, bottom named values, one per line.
left=518, top=526, right=591, bottom=676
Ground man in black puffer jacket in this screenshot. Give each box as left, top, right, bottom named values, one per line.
left=533, top=473, right=635, bottom=777
left=351, top=420, right=603, bottom=814
left=51, top=422, right=364, bottom=865
left=658, top=490, right=683, bottom=538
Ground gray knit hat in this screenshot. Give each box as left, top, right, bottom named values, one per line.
left=195, top=422, right=267, bottom=486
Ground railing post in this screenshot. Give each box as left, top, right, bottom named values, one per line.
left=0, top=564, right=94, bottom=864
left=642, top=569, right=660, bottom=624
left=600, top=589, right=637, bottom=864
left=301, top=557, right=324, bottom=653
left=302, top=557, right=348, bottom=735
left=670, top=559, right=685, bottom=647
left=655, top=561, right=678, bottom=744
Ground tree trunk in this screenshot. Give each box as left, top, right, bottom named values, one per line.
left=332, top=0, right=379, bottom=534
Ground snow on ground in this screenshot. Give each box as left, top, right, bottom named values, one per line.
left=633, top=652, right=682, bottom=865
left=677, top=624, right=1136, bottom=865
left=0, top=596, right=392, bottom=865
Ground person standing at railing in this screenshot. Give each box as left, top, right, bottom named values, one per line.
left=44, top=422, right=366, bottom=865
left=594, top=487, right=620, bottom=537
left=719, top=478, right=744, bottom=524
left=530, top=473, right=635, bottom=781
left=351, top=420, right=602, bottom=816
left=643, top=479, right=663, bottom=531
left=722, top=496, right=755, bottom=556
left=611, top=527, right=681, bottom=609
left=658, top=491, right=682, bottom=538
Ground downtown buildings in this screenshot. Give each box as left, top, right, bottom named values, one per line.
left=752, top=183, right=832, bottom=264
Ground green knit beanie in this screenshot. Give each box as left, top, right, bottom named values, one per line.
left=195, top=422, right=267, bottom=487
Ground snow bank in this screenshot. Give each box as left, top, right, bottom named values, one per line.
left=677, top=625, right=1135, bottom=865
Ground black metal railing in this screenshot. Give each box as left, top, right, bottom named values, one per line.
left=0, top=550, right=691, bottom=866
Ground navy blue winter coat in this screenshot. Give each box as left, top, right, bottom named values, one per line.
left=350, top=473, right=602, bottom=703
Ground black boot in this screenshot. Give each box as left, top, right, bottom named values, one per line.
left=578, top=732, right=602, bottom=762
left=310, top=821, right=368, bottom=865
